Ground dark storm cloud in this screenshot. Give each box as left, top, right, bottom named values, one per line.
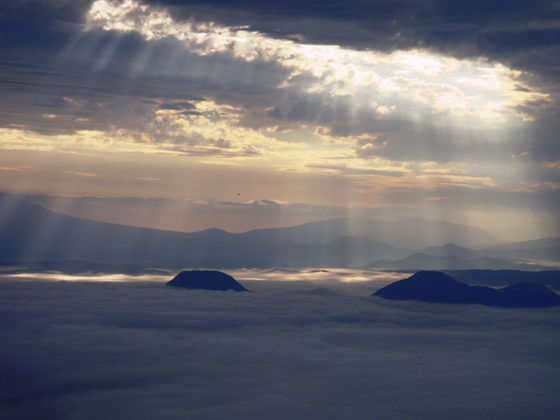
left=0, top=1, right=291, bottom=139
left=158, top=101, right=196, bottom=111
left=0, top=1, right=94, bottom=54
left=0, top=27, right=291, bottom=138
left=139, top=0, right=560, bottom=162
left=0, top=0, right=94, bottom=21
left=145, top=0, right=560, bottom=78
left=2, top=0, right=560, bottom=165
left=1, top=278, right=560, bottom=419
left=8, top=0, right=557, bottom=83
left=265, top=91, right=403, bottom=136
left=263, top=91, right=478, bottom=163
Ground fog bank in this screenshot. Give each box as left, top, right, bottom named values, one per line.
left=1, top=278, right=559, bottom=419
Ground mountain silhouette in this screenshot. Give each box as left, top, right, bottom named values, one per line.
left=251, top=236, right=410, bottom=267
left=236, top=217, right=502, bottom=249
left=364, top=253, right=542, bottom=271
left=373, top=271, right=560, bottom=308
left=415, top=243, right=491, bottom=259
left=442, top=270, right=560, bottom=291
left=167, top=270, right=248, bottom=291
left=490, top=237, right=560, bottom=263
left=0, top=194, right=506, bottom=270
left=4, top=193, right=560, bottom=273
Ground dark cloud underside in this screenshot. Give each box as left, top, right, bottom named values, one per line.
left=1, top=0, right=559, bottom=156
left=145, top=0, right=560, bottom=77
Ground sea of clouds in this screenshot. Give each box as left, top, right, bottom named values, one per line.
left=1, top=271, right=560, bottom=419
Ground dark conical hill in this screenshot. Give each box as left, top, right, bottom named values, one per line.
left=167, top=270, right=248, bottom=291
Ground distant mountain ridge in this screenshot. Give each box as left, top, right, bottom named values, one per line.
left=250, top=236, right=411, bottom=268
left=490, top=238, right=560, bottom=263
left=364, top=253, right=545, bottom=271
left=0, top=193, right=557, bottom=272
left=236, top=217, right=503, bottom=249
left=415, top=243, right=494, bottom=259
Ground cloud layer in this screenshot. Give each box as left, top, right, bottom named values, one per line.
left=1, top=277, right=560, bottom=419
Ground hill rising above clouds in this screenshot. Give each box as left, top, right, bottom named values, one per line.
left=167, top=270, right=248, bottom=291
left=373, top=271, right=560, bottom=308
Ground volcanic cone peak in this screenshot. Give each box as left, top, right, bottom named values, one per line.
left=167, top=270, right=248, bottom=292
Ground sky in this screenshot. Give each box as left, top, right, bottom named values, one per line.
left=1, top=0, right=560, bottom=239
left=2, top=277, right=560, bottom=419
